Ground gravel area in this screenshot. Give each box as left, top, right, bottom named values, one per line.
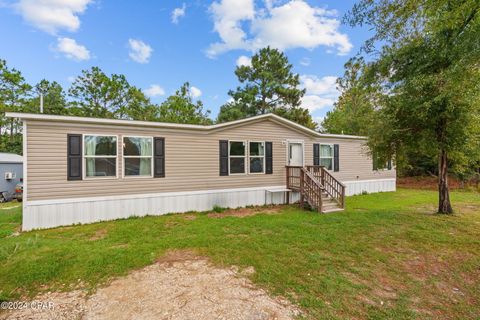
left=1, top=251, right=301, bottom=320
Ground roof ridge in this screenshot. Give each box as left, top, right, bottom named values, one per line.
left=5, top=112, right=367, bottom=140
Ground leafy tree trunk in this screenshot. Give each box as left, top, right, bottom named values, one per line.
left=438, top=149, right=453, bottom=213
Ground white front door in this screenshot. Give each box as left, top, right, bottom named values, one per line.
left=288, top=142, right=303, bottom=166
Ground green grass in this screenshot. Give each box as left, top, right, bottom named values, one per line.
left=1, top=189, right=479, bottom=319
left=0, top=201, right=21, bottom=238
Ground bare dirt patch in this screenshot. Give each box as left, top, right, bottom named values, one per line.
left=390, top=251, right=479, bottom=317
left=412, top=203, right=480, bottom=215
left=455, top=203, right=480, bottom=215
left=344, top=271, right=400, bottom=309
left=182, top=214, right=197, bottom=221
left=208, top=205, right=285, bottom=218
left=0, top=290, right=88, bottom=320
left=88, top=228, right=108, bottom=241
left=1, top=251, right=301, bottom=320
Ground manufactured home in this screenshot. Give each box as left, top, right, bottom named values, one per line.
left=6, top=112, right=395, bottom=230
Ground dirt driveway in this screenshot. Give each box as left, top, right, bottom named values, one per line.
left=1, top=251, right=301, bottom=320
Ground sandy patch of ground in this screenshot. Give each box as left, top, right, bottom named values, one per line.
left=207, top=205, right=284, bottom=218
left=88, top=228, right=108, bottom=241
left=182, top=214, right=197, bottom=221
left=411, top=202, right=480, bottom=216
left=1, top=251, right=301, bottom=320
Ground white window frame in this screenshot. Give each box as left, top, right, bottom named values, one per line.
left=319, top=143, right=334, bottom=171
left=82, top=134, right=119, bottom=180
left=228, top=140, right=247, bottom=175
left=378, top=160, right=393, bottom=171
left=122, top=135, right=154, bottom=179
left=248, top=141, right=265, bottom=174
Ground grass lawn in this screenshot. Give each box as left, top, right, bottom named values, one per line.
left=1, top=189, right=479, bottom=319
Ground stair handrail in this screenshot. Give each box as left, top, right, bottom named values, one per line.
left=286, top=165, right=303, bottom=190
left=300, top=167, right=323, bottom=211
left=306, top=165, right=346, bottom=208
left=303, top=168, right=324, bottom=189
left=286, top=165, right=346, bottom=211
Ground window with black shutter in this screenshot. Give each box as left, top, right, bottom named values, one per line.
left=67, top=134, right=82, bottom=180
left=372, top=151, right=378, bottom=170
left=333, top=144, right=339, bottom=172
left=219, top=140, right=228, bottom=176
left=313, top=143, right=319, bottom=166
left=265, top=142, right=273, bottom=174
left=221, top=140, right=272, bottom=175
left=154, top=137, right=165, bottom=178
left=372, top=151, right=392, bottom=171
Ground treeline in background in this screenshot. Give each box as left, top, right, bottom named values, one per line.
left=0, top=47, right=317, bottom=156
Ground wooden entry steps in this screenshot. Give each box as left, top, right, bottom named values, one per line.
left=286, top=165, right=345, bottom=213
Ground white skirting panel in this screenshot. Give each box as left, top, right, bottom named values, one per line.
left=343, top=178, right=396, bottom=196
left=22, top=179, right=394, bottom=231
left=23, top=186, right=299, bottom=231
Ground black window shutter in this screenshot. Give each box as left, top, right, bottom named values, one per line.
left=387, top=159, right=392, bottom=170
left=219, top=140, right=229, bottom=176
left=154, top=137, right=165, bottom=178
left=372, top=151, right=378, bottom=170
left=333, top=144, right=340, bottom=172
left=67, top=134, right=82, bottom=181
left=265, top=141, right=273, bottom=174
left=313, top=143, right=320, bottom=166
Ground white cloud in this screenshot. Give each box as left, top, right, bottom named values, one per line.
left=171, top=3, right=186, bottom=24
left=300, top=57, right=311, bottom=66
left=207, top=0, right=255, bottom=57
left=128, top=39, right=153, bottom=64
left=14, top=0, right=93, bottom=34
left=314, top=115, right=325, bottom=126
left=55, top=37, right=90, bottom=61
left=301, top=75, right=338, bottom=95
left=144, top=84, right=165, bottom=97
left=190, top=86, right=202, bottom=98
left=301, top=95, right=335, bottom=112
left=300, top=75, right=338, bottom=112
left=236, top=55, right=252, bottom=67
left=207, top=0, right=352, bottom=57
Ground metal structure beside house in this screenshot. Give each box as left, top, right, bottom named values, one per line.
left=0, top=152, right=23, bottom=201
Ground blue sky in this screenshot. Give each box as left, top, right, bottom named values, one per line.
left=0, top=0, right=371, bottom=122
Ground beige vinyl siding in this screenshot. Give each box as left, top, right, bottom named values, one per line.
left=26, top=118, right=395, bottom=201
left=314, top=139, right=396, bottom=182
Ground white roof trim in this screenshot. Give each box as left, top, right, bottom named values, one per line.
left=5, top=112, right=367, bottom=140
left=0, top=152, right=23, bottom=163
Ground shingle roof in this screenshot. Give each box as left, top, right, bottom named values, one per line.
left=0, top=152, right=23, bottom=163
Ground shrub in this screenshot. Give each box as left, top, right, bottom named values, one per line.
left=212, top=205, right=226, bottom=213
